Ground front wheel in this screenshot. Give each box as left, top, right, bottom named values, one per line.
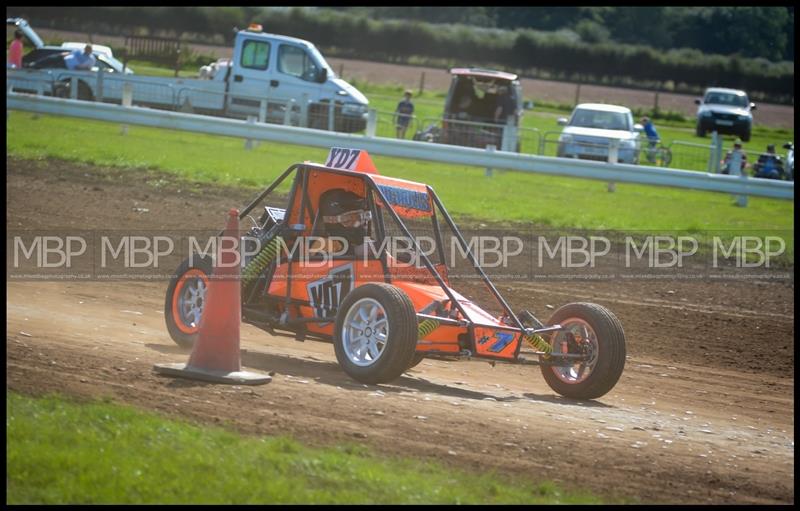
left=540, top=302, right=626, bottom=400
left=334, top=283, right=418, bottom=384
left=164, top=256, right=213, bottom=348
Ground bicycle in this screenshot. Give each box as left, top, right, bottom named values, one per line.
left=643, top=139, right=672, bottom=167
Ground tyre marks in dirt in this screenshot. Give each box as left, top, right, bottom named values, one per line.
left=6, top=281, right=795, bottom=504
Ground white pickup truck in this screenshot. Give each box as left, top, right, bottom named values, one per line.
left=7, top=21, right=370, bottom=132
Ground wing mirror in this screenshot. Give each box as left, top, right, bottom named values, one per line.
left=694, top=98, right=701, bottom=105
left=749, top=102, right=756, bottom=110
left=633, top=123, right=644, bottom=132
left=557, top=117, right=568, bottom=126
left=316, top=67, right=327, bottom=83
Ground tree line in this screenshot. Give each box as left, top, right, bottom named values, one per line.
left=13, top=6, right=794, bottom=104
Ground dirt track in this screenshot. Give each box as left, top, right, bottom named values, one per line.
left=5, top=157, right=795, bottom=504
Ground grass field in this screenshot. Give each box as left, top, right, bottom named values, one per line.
left=6, top=392, right=604, bottom=504
left=359, top=82, right=794, bottom=172
left=7, top=112, right=793, bottom=248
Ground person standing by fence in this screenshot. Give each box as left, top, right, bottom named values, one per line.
left=721, top=139, right=748, bottom=175
left=7, top=30, right=23, bottom=69
left=640, top=116, right=660, bottom=163
left=394, top=90, right=415, bottom=139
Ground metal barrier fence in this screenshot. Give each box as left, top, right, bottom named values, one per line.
left=412, top=116, right=516, bottom=151
left=668, top=140, right=722, bottom=173
left=6, top=75, right=791, bottom=183
left=518, top=126, right=542, bottom=155
left=541, top=133, right=641, bottom=165
left=6, top=91, right=794, bottom=202
left=5, top=73, right=55, bottom=97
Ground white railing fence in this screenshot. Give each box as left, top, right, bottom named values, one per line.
left=6, top=91, right=794, bottom=203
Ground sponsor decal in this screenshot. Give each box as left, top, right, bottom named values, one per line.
left=306, top=263, right=354, bottom=320
left=376, top=184, right=431, bottom=213
left=488, top=331, right=516, bottom=353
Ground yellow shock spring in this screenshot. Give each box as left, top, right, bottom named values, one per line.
left=417, top=319, right=440, bottom=339
left=242, top=236, right=282, bottom=287
left=524, top=333, right=553, bottom=356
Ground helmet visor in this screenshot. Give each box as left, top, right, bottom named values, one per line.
left=323, top=209, right=372, bottom=228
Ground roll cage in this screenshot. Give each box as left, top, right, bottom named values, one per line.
left=232, top=158, right=562, bottom=361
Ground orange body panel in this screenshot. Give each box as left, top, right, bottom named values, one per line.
left=258, top=161, right=522, bottom=359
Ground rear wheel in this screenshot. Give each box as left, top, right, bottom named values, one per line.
left=164, top=256, right=213, bottom=348
left=540, top=302, right=626, bottom=400
left=56, top=79, right=94, bottom=101
left=334, top=283, right=418, bottom=384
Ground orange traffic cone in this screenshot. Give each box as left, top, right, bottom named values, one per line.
left=154, top=209, right=271, bottom=385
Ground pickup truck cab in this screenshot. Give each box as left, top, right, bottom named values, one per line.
left=6, top=20, right=369, bottom=133
left=202, top=24, right=368, bottom=131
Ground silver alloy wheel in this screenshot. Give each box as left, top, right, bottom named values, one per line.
left=551, top=317, right=599, bottom=385
left=178, top=277, right=206, bottom=329
left=341, top=297, right=389, bottom=367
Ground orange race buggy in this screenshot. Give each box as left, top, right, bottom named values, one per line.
left=165, top=148, right=626, bottom=399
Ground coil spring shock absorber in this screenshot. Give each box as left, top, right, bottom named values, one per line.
left=417, top=319, right=440, bottom=339
left=241, top=235, right=283, bottom=288
left=523, top=332, right=552, bottom=358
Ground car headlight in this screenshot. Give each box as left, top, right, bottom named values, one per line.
left=738, top=115, right=750, bottom=121
left=341, top=103, right=367, bottom=116
left=559, top=134, right=573, bottom=143
left=701, top=111, right=713, bottom=117
left=620, top=139, right=638, bottom=149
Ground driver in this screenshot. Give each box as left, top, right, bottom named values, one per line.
left=317, top=188, right=372, bottom=256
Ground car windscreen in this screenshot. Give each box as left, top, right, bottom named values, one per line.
left=569, top=109, right=630, bottom=131
left=704, top=92, right=748, bottom=107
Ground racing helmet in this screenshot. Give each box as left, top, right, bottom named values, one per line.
left=318, top=188, right=371, bottom=245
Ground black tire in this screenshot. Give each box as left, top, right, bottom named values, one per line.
left=540, top=302, right=626, bottom=400
left=164, top=256, right=214, bottom=348
left=407, top=352, right=426, bottom=370
left=741, top=130, right=751, bottom=143
left=56, top=79, right=94, bottom=101
left=334, top=283, right=418, bottom=384
left=696, top=124, right=706, bottom=137
left=53, top=82, right=69, bottom=98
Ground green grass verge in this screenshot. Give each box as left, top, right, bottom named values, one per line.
left=6, top=391, right=606, bottom=504
left=359, top=81, right=794, bottom=172
left=7, top=112, right=793, bottom=246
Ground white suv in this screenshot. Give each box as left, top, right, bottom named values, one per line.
left=557, top=103, right=642, bottom=164
left=694, top=88, right=755, bottom=142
